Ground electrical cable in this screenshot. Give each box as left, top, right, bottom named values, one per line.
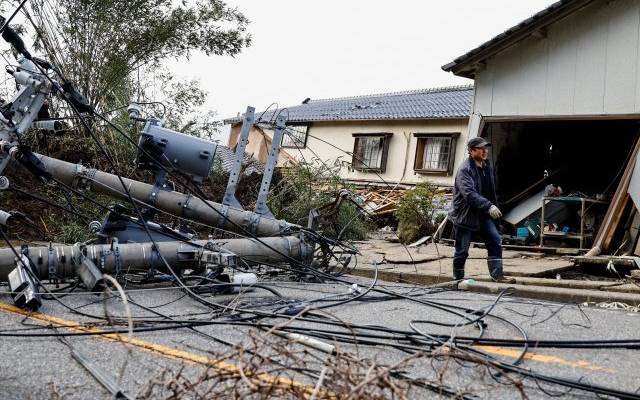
left=2, top=18, right=639, bottom=398
left=0, top=0, right=28, bottom=34
left=260, top=121, right=420, bottom=271
left=8, top=184, right=91, bottom=221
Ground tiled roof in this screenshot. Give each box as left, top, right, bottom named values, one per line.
left=214, top=145, right=263, bottom=175
left=224, top=85, right=473, bottom=124
left=443, top=0, right=594, bottom=78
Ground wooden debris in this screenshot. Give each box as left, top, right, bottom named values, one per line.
left=573, top=255, right=639, bottom=268
left=356, top=187, right=451, bottom=216
left=591, top=136, right=640, bottom=254
left=357, top=189, right=405, bottom=216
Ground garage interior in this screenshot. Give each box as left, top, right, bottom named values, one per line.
left=484, top=119, right=640, bottom=254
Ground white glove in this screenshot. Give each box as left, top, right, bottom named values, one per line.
left=488, top=205, right=502, bottom=219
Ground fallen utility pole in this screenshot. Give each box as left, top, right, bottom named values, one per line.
left=0, top=26, right=341, bottom=314
left=34, top=153, right=295, bottom=237
left=0, top=236, right=312, bottom=282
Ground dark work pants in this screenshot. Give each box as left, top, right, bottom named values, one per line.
left=453, top=219, right=503, bottom=280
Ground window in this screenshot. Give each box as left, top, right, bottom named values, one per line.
left=352, top=133, right=392, bottom=172
left=281, top=125, right=308, bottom=148
left=414, top=133, right=459, bottom=175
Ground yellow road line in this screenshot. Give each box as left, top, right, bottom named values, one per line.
left=475, top=345, right=616, bottom=373
left=0, top=302, right=615, bottom=391
left=0, top=303, right=323, bottom=397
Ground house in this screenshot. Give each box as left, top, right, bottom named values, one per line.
left=443, top=0, right=640, bottom=254
left=224, top=85, right=473, bottom=188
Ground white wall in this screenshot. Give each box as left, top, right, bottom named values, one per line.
left=281, top=119, right=470, bottom=186
left=473, top=0, right=640, bottom=123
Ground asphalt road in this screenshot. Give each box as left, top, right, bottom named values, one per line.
left=0, top=276, right=639, bottom=399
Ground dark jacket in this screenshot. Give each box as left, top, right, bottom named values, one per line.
left=449, top=156, right=498, bottom=231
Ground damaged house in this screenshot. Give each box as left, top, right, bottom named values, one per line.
left=443, top=0, right=640, bottom=256
left=224, top=86, right=473, bottom=188
left=224, top=86, right=473, bottom=215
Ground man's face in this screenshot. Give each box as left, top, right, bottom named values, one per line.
left=470, top=146, right=489, bottom=161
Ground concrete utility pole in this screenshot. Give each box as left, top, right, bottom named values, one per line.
left=0, top=21, right=327, bottom=312
left=35, top=153, right=296, bottom=237
left=0, top=236, right=312, bottom=281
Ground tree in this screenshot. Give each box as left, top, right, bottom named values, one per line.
left=0, top=1, right=250, bottom=242
left=0, top=0, right=250, bottom=171
left=140, top=67, right=223, bottom=136
left=21, top=0, right=251, bottom=110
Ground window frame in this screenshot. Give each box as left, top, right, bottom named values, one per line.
left=281, top=124, right=309, bottom=149
left=351, top=132, right=393, bottom=173
left=413, top=132, right=460, bottom=175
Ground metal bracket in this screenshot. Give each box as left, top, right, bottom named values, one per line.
left=149, top=244, right=160, bottom=274
left=217, top=204, right=229, bottom=229
left=198, top=249, right=237, bottom=269
left=254, top=114, right=287, bottom=218
left=248, top=212, right=262, bottom=235
left=99, top=251, right=106, bottom=272
left=180, top=193, right=194, bottom=220
left=73, top=164, right=97, bottom=191
left=240, top=210, right=262, bottom=234
left=112, top=239, right=122, bottom=276
left=8, top=72, right=49, bottom=139
left=0, top=58, right=52, bottom=177
left=176, top=244, right=237, bottom=270
left=9, top=251, right=41, bottom=311
left=222, top=106, right=255, bottom=209
left=146, top=170, right=173, bottom=218
left=72, top=244, right=105, bottom=292
left=47, top=242, right=57, bottom=281
left=147, top=170, right=167, bottom=208
left=100, top=239, right=122, bottom=276
left=177, top=193, right=195, bottom=233
left=176, top=243, right=196, bottom=264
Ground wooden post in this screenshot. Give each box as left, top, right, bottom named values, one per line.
left=589, top=135, right=640, bottom=254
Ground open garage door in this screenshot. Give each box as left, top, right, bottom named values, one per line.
left=483, top=118, right=640, bottom=253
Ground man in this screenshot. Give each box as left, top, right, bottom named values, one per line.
left=449, top=137, right=515, bottom=283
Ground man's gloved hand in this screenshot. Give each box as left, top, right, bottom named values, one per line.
left=488, top=205, right=502, bottom=219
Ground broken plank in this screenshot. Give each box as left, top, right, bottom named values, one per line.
left=595, top=135, right=640, bottom=252
left=573, top=256, right=639, bottom=268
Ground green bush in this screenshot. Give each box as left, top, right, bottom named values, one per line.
left=268, top=161, right=373, bottom=240
left=395, top=182, right=446, bottom=244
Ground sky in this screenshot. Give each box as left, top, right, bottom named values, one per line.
left=166, top=1, right=555, bottom=141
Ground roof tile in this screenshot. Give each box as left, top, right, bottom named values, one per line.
left=224, top=85, right=473, bottom=124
